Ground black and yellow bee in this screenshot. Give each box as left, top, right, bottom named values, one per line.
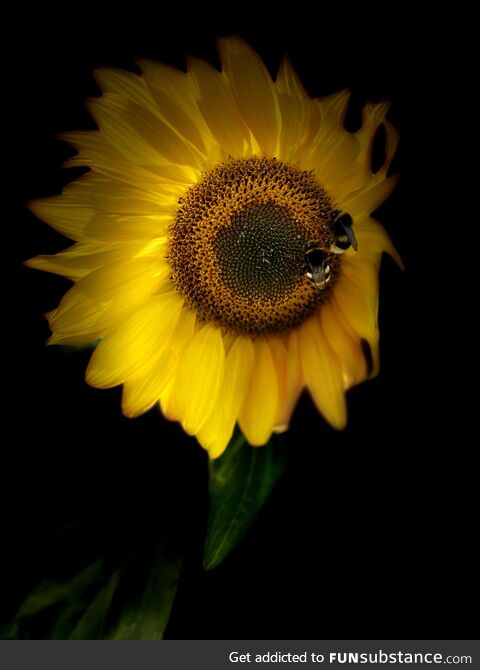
left=305, top=210, right=358, bottom=289
left=305, top=242, right=331, bottom=289
left=329, top=210, right=358, bottom=254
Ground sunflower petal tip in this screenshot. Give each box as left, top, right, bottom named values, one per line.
left=385, top=236, right=404, bottom=271
left=85, top=369, right=112, bottom=390
left=91, top=67, right=103, bottom=83
left=208, top=443, right=227, bottom=460
left=23, top=255, right=37, bottom=269
left=27, top=198, right=43, bottom=218
left=135, top=57, right=158, bottom=78
left=328, top=408, right=348, bottom=432
left=120, top=404, right=138, bottom=420
left=393, top=251, right=405, bottom=272
left=216, top=34, right=253, bottom=59
left=84, top=370, right=95, bottom=386
left=85, top=359, right=102, bottom=387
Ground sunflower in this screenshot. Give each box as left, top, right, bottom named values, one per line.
left=27, top=37, right=401, bottom=458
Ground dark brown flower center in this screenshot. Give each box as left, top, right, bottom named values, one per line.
left=215, top=202, right=306, bottom=300
left=168, top=157, right=339, bottom=336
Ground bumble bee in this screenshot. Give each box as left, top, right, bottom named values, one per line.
left=305, top=242, right=331, bottom=289
left=329, top=210, right=358, bottom=254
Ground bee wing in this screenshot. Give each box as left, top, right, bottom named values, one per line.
left=346, top=224, right=358, bottom=251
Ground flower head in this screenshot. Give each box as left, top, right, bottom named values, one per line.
left=27, top=37, right=400, bottom=457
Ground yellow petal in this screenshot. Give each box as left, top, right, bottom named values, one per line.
left=137, top=60, right=212, bottom=156
left=46, top=289, right=110, bottom=343
left=337, top=108, right=400, bottom=208
left=93, top=67, right=158, bottom=112
left=332, top=296, right=378, bottom=379
left=28, top=198, right=92, bottom=242
left=268, top=333, right=303, bottom=432
left=299, top=316, right=347, bottom=429
left=188, top=56, right=252, bottom=158
left=197, top=335, right=255, bottom=459
left=173, top=324, right=225, bottom=435
left=121, top=306, right=197, bottom=418
left=355, top=101, right=391, bottom=172
left=303, top=129, right=361, bottom=193
left=238, top=338, right=279, bottom=446
left=63, top=171, right=177, bottom=212
left=48, top=330, right=103, bottom=347
left=218, top=37, right=280, bottom=157
left=76, top=257, right=169, bottom=303
left=341, top=175, right=399, bottom=219
left=299, top=90, right=372, bottom=199
left=29, top=195, right=172, bottom=243
left=381, top=121, right=400, bottom=176
left=86, top=292, right=184, bottom=388
left=332, top=260, right=380, bottom=375
left=320, top=300, right=368, bottom=388
left=138, top=59, right=197, bottom=103
left=87, top=94, right=203, bottom=169
left=316, top=88, right=352, bottom=127
left=355, top=217, right=403, bottom=268
left=275, top=55, right=310, bottom=100
left=342, top=256, right=379, bottom=311
left=159, top=380, right=180, bottom=423
left=25, top=242, right=140, bottom=281
left=275, top=56, right=313, bottom=163
left=84, top=213, right=172, bottom=242
left=62, top=131, right=193, bottom=187
left=48, top=258, right=169, bottom=341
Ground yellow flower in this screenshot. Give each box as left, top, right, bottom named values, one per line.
left=27, top=37, right=401, bottom=458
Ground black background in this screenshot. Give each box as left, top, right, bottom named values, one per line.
left=3, top=5, right=474, bottom=639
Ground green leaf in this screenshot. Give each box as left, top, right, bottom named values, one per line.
left=16, top=558, right=107, bottom=619
left=7, top=542, right=182, bottom=639
left=204, top=429, right=286, bottom=570
left=51, top=601, right=92, bottom=640
left=0, top=621, right=20, bottom=640
left=60, top=340, right=99, bottom=354
left=68, top=569, right=120, bottom=639
left=109, top=545, right=182, bottom=640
